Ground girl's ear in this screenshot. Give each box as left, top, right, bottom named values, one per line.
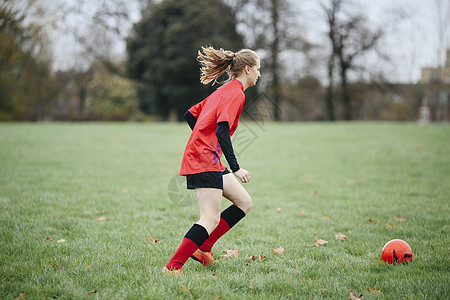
left=245, top=65, right=251, bottom=74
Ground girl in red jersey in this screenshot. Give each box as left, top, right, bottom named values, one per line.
left=163, top=46, right=261, bottom=273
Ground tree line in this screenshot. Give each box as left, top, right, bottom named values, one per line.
left=0, top=0, right=447, bottom=121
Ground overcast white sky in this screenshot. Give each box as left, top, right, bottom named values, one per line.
left=355, top=0, right=449, bottom=82
left=293, top=0, right=449, bottom=83
left=48, top=0, right=448, bottom=84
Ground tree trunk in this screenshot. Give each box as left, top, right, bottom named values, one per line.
left=271, top=0, right=281, bottom=121
left=326, top=56, right=336, bottom=121
left=78, top=87, right=87, bottom=115
left=340, top=64, right=352, bottom=120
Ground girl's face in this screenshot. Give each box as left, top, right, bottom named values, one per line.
left=246, top=58, right=261, bottom=88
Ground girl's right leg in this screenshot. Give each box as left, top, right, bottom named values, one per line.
left=165, top=188, right=222, bottom=271
left=195, top=188, right=223, bottom=234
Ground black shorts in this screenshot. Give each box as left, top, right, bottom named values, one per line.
left=186, top=168, right=231, bottom=190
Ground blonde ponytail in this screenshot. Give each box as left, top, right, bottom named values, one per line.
left=198, top=46, right=259, bottom=86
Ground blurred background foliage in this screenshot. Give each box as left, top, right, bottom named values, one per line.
left=126, top=0, right=244, bottom=120
left=84, top=65, right=139, bottom=121
left=0, top=0, right=448, bottom=121
left=0, top=0, right=57, bottom=121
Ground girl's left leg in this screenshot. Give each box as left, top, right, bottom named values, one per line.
left=199, top=173, right=252, bottom=253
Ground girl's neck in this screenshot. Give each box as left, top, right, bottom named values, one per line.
left=234, top=76, right=248, bottom=91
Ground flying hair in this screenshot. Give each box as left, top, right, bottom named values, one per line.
left=198, top=46, right=259, bottom=85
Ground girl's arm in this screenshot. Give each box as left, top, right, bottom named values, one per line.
left=184, top=110, right=197, bottom=130
left=216, top=121, right=240, bottom=172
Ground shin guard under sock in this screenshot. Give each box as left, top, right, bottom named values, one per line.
left=199, top=205, right=246, bottom=253
left=165, top=224, right=209, bottom=270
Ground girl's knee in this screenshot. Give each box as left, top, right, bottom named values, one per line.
left=199, top=215, right=220, bottom=233
left=239, top=195, right=252, bottom=214
left=209, top=215, right=220, bottom=228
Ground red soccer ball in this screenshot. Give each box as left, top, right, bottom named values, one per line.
left=382, top=239, right=413, bottom=264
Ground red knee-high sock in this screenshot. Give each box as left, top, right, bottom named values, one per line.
left=166, top=224, right=209, bottom=270
left=199, top=205, right=246, bottom=253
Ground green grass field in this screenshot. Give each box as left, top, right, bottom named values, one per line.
left=0, top=122, right=449, bottom=299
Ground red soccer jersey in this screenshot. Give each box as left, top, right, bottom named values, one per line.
left=180, top=80, right=245, bottom=175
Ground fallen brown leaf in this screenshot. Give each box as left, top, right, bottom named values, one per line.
left=122, top=188, right=129, bottom=193
left=368, top=219, right=375, bottom=223
left=273, top=246, right=285, bottom=254
left=56, top=239, right=65, bottom=244
left=180, top=285, right=189, bottom=292
left=322, top=216, right=329, bottom=220
left=308, top=239, right=328, bottom=247
left=334, top=233, right=348, bottom=240
left=275, top=207, right=282, bottom=212
left=180, top=285, right=194, bottom=296
left=87, top=289, right=98, bottom=295
left=318, top=288, right=327, bottom=293
left=213, top=295, right=222, bottom=299
left=367, top=286, right=381, bottom=294
left=299, top=211, right=308, bottom=215
left=394, top=217, right=407, bottom=222
left=146, top=237, right=160, bottom=244
left=247, top=255, right=267, bottom=261
left=96, top=216, right=106, bottom=221
left=386, top=223, right=393, bottom=228
left=349, top=290, right=364, bottom=299
left=19, top=293, right=26, bottom=299
left=347, top=179, right=356, bottom=185
left=314, top=190, right=320, bottom=195
left=220, top=248, right=240, bottom=259
left=45, top=237, right=52, bottom=242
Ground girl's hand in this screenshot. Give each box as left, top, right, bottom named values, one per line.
left=234, top=168, right=251, bottom=183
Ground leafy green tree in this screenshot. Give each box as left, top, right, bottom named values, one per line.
left=126, top=0, right=243, bottom=120
left=85, top=65, right=139, bottom=121
left=0, top=0, right=56, bottom=120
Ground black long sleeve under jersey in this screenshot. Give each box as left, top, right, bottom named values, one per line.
left=184, top=110, right=197, bottom=131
